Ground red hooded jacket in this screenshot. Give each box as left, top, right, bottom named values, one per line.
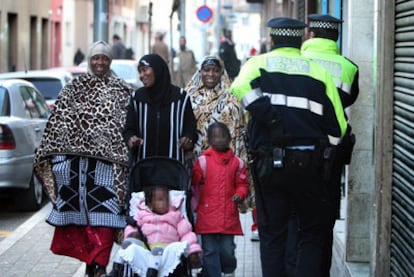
left=191, top=148, right=249, bottom=235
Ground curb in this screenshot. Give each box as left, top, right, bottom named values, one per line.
left=0, top=202, right=87, bottom=276
left=0, top=202, right=51, bottom=256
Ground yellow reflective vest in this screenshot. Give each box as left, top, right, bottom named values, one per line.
left=301, top=38, right=359, bottom=108
left=230, top=47, right=347, bottom=149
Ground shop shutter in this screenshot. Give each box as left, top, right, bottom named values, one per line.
left=392, top=0, right=414, bottom=276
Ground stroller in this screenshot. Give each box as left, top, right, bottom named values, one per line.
left=107, top=156, right=198, bottom=277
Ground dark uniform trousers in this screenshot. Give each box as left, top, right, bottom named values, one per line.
left=320, top=129, right=355, bottom=277
left=320, top=151, right=342, bottom=277
left=254, top=148, right=330, bottom=277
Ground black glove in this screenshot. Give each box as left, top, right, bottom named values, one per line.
left=126, top=216, right=138, bottom=227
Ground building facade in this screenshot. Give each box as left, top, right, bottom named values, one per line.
left=0, top=0, right=52, bottom=72
left=0, top=0, right=150, bottom=72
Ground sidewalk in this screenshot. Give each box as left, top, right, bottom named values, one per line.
left=0, top=203, right=262, bottom=277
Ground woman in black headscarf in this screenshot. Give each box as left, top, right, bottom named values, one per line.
left=123, top=54, right=197, bottom=165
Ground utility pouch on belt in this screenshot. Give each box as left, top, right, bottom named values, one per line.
left=272, top=147, right=284, bottom=168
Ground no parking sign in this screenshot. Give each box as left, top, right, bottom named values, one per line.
left=196, top=5, right=213, bottom=23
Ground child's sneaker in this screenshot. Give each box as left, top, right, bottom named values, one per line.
left=102, top=262, right=123, bottom=277
left=250, top=229, right=260, bottom=241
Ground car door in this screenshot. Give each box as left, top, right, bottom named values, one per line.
left=19, top=86, right=49, bottom=151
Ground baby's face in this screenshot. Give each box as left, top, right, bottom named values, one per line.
left=150, top=189, right=169, bottom=215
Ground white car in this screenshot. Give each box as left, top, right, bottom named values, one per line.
left=0, top=79, right=50, bottom=211
left=0, top=70, right=73, bottom=109
left=79, top=59, right=143, bottom=89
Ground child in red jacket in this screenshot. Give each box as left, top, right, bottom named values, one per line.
left=192, top=122, right=249, bottom=277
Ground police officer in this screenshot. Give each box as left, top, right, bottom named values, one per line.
left=302, top=14, right=359, bottom=108
left=230, top=17, right=347, bottom=277
left=301, top=14, right=359, bottom=277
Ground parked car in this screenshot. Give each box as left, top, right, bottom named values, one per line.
left=47, top=66, right=87, bottom=78
left=0, top=79, right=50, bottom=211
left=79, top=59, right=143, bottom=89
left=0, top=70, right=73, bottom=109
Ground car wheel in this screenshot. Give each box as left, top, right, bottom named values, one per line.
left=17, top=174, right=43, bottom=211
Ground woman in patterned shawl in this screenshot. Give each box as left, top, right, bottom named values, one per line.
left=185, top=56, right=247, bottom=161
left=33, top=41, right=133, bottom=277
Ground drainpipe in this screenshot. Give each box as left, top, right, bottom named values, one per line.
left=93, top=0, right=108, bottom=42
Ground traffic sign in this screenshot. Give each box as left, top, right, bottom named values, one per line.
left=196, top=5, right=213, bottom=23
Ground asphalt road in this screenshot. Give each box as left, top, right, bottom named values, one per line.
left=0, top=197, right=47, bottom=241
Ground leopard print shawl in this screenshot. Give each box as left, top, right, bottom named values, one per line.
left=34, top=73, right=133, bottom=205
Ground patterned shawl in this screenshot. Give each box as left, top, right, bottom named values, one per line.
left=33, top=73, right=133, bottom=206
left=185, top=65, right=247, bottom=161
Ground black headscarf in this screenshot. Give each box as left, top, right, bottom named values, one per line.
left=138, top=54, right=171, bottom=108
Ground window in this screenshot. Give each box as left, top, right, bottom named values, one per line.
left=0, top=88, right=11, bottom=116
left=29, top=87, right=49, bottom=118
left=23, top=77, right=63, bottom=100
left=19, top=86, right=49, bottom=119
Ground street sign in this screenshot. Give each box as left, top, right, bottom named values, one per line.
left=196, top=5, right=213, bottom=23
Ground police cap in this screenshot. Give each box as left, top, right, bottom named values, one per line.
left=308, top=14, right=343, bottom=30
left=266, top=17, right=307, bottom=37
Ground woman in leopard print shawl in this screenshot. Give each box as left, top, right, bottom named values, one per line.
left=33, top=41, right=133, bottom=276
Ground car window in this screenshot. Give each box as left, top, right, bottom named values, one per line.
left=111, top=64, right=138, bottom=80
left=20, top=86, right=42, bottom=118
left=0, top=88, right=11, bottom=116
left=22, top=78, right=63, bottom=100
left=29, top=87, right=50, bottom=118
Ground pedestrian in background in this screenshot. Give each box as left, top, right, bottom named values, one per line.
left=33, top=41, right=133, bottom=277
left=152, top=32, right=170, bottom=64
left=219, top=29, right=241, bottom=81
left=175, top=36, right=197, bottom=88
left=301, top=13, right=359, bottom=277
left=111, top=34, right=127, bottom=59
left=122, top=54, right=197, bottom=166
left=260, top=38, right=268, bottom=54
left=73, top=48, right=85, bottom=65
left=230, top=17, right=347, bottom=277
left=192, top=122, right=249, bottom=277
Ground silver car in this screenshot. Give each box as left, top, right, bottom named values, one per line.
left=0, top=79, right=50, bottom=211
left=0, top=70, right=73, bottom=109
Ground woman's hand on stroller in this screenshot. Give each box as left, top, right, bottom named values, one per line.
left=179, top=136, right=194, bottom=151
left=232, top=194, right=243, bottom=204
left=188, top=252, right=202, bottom=268
left=127, top=135, right=143, bottom=150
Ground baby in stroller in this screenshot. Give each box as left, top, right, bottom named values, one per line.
left=106, top=158, right=202, bottom=277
